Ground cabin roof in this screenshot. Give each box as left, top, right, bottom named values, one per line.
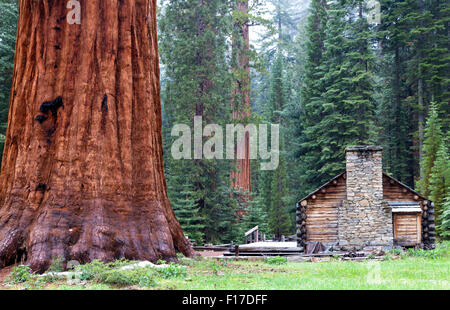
left=297, top=172, right=428, bottom=205
left=389, top=201, right=422, bottom=213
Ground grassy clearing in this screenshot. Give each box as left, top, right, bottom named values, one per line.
left=1, top=243, right=449, bottom=290
left=163, top=256, right=449, bottom=290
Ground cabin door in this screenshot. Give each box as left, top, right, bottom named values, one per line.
left=393, top=213, right=422, bottom=247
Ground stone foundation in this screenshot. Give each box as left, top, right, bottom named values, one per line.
left=338, top=201, right=393, bottom=251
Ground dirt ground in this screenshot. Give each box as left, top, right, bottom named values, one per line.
left=0, top=254, right=221, bottom=284
left=197, top=251, right=226, bottom=257
left=0, top=266, right=13, bottom=285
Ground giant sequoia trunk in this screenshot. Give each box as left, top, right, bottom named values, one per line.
left=0, top=0, right=193, bottom=272
left=231, top=0, right=251, bottom=202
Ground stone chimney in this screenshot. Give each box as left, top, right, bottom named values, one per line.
left=338, top=146, right=393, bottom=250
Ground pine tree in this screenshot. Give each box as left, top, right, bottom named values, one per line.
left=395, top=0, right=450, bottom=172
left=167, top=172, right=206, bottom=243
left=430, top=141, right=450, bottom=236
left=441, top=194, right=450, bottom=240
left=252, top=1, right=307, bottom=238
left=292, top=0, right=328, bottom=195
left=0, top=0, right=18, bottom=159
left=376, top=0, right=417, bottom=186
left=266, top=53, right=292, bottom=238
left=425, top=0, right=450, bottom=127
left=159, top=0, right=240, bottom=244
left=417, top=103, right=443, bottom=196
left=269, top=156, right=291, bottom=238
left=239, top=197, right=270, bottom=242
left=300, top=0, right=376, bottom=191
left=375, top=0, right=449, bottom=186
left=257, top=0, right=304, bottom=62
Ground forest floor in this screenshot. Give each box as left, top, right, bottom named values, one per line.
left=0, top=242, right=448, bottom=290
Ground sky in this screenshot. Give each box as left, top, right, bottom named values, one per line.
left=250, top=0, right=311, bottom=48
left=156, top=0, right=312, bottom=48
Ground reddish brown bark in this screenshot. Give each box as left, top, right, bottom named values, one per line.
left=0, top=0, right=193, bottom=273
left=231, top=0, right=251, bottom=203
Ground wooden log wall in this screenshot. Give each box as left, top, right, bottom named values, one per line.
left=382, top=175, right=435, bottom=249
left=421, top=200, right=436, bottom=249
left=382, top=175, right=419, bottom=201
left=297, top=174, right=346, bottom=248
left=296, top=202, right=307, bottom=249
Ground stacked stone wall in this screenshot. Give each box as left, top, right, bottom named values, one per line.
left=338, top=146, right=393, bottom=251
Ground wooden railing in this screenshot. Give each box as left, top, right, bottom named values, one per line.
left=245, top=226, right=266, bottom=244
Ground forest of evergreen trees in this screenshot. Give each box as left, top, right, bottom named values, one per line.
left=0, top=0, right=448, bottom=243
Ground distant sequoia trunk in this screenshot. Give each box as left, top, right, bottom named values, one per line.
left=231, top=0, right=251, bottom=205
left=0, top=0, right=193, bottom=272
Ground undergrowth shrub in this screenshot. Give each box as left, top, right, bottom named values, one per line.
left=74, top=260, right=109, bottom=281
left=157, top=263, right=187, bottom=279
left=386, top=242, right=449, bottom=260
left=41, top=273, right=62, bottom=284
left=73, top=259, right=137, bottom=280
left=109, top=258, right=135, bottom=268
left=47, top=255, right=65, bottom=273
left=435, top=241, right=450, bottom=256
left=406, top=248, right=442, bottom=259
left=94, top=267, right=157, bottom=288
left=139, top=273, right=157, bottom=288
left=388, top=249, right=403, bottom=256
left=209, top=261, right=221, bottom=275
left=71, top=259, right=166, bottom=288
left=22, top=276, right=47, bottom=290
left=267, top=256, right=288, bottom=265
left=179, top=257, right=195, bottom=266
left=4, top=264, right=64, bottom=289
left=211, top=259, right=230, bottom=275
left=13, top=258, right=188, bottom=288
left=194, top=255, right=205, bottom=262
left=5, top=265, right=33, bottom=284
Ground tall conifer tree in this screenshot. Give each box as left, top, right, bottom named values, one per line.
left=430, top=142, right=449, bottom=235
left=300, top=0, right=376, bottom=190
left=268, top=53, right=291, bottom=238
left=159, top=0, right=239, bottom=243
left=294, top=0, right=328, bottom=194
left=441, top=194, right=450, bottom=239
left=376, top=0, right=416, bottom=185
left=417, top=103, right=443, bottom=197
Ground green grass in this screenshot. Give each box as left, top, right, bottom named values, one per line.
left=2, top=243, right=449, bottom=290
left=161, top=257, right=449, bottom=290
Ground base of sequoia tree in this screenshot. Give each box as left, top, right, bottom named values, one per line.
left=0, top=0, right=195, bottom=273
left=0, top=197, right=195, bottom=273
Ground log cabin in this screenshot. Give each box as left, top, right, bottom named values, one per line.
left=296, top=146, right=436, bottom=252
